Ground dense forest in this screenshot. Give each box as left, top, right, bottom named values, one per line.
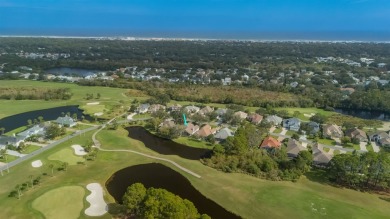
left=0, top=87, right=72, bottom=100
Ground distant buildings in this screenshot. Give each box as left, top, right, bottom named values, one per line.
left=54, top=116, right=77, bottom=127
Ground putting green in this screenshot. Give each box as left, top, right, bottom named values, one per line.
left=32, top=186, right=85, bottom=219
left=48, top=148, right=85, bottom=165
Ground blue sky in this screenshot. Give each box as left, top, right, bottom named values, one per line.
left=0, top=0, right=389, bottom=36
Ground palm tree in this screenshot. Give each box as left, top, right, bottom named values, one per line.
left=62, top=162, right=69, bottom=171
left=48, top=164, right=54, bottom=177
left=0, top=127, right=5, bottom=135
left=15, top=184, right=22, bottom=199
left=29, top=175, right=34, bottom=188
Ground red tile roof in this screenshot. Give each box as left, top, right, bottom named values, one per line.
left=260, top=136, right=281, bottom=149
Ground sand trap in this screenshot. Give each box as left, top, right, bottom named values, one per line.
left=87, top=102, right=100, bottom=105
left=94, top=112, right=104, bottom=116
left=85, top=183, right=108, bottom=216
left=304, top=113, right=315, bottom=118
left=127, top=113, right=136, bottom=120
left=71, top=145, right=88, bottom=156
left=31, top=160, right=43, bottom=168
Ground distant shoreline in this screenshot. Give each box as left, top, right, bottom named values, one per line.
left=1, top=34, right=390, bottom=43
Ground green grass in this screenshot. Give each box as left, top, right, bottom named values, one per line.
left=323, top=147, right=330, bottom=152
left=22, top=145, right=41, bottom=154
left=344, top=143, right=361, bottom=151
left=274, top=107, right=336, bottom=121
left=4, top=126, right=28, bottom=136
left=334, top=150, right=341, bottom=155
left=0, top=154, right=19, bottom=163
left=286, top=130, right=296, bottom=136
left=32, top=186, right=86, bottom=219
left=317, top=138, right=337, bottom=146
left=48, top=147, right=85, bottom=165
left=0, top=80, right=134, bottom=119
left=366, top=144, right=374, bottom=152
left=174, top=137, right=213, bottom=149
left=133, top=113, right=152, bottom=119
left=79, top=104, right=106, bottom=115
left=273, top=128, right=282, bottom=134
left=0, top=127, right=390, bottom=219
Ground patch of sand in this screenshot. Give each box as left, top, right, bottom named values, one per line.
left=87, top=102, right=100, bottom=105
left=71, top=145, right=87, bottom=156
left=85, top=183, right=108, bottom=216
left=304, top=113, right=316, bottom=118
left=0, top=162, right=6, bottom=167
left=32, top=160, right=43, bottom=168
left=94, top=112, right=104, bottom=116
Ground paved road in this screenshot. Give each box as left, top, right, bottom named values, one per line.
left=0, top=126, right=98, bottom=172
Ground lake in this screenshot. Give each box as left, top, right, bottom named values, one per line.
left=106, top=163, right=241, bottom=219
left=0, top=105, right=91, bottom=132
left=335, top=108, right=390, bottom=121
left=45, top=67, right=102, bottom=77
left=126, top=126, right=211, bottom=160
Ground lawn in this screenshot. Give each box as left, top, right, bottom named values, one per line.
left=317, top=138, right=337, bottom=146
left=174, top=137, right=214, bottom=149
left=344, top=143, right=361, bottom=151
left=0, top=128, right=389, bottom=219
left=0, top=154, right=19, bottom=163
left=32, top=186, right=86, bottom=219
left=366, top=144, right=374, bottom=152
left=0, top=80, right=134, bottom=119
left=4, top=126, right=28, bottom=136
left=133, top=113, right=152, bottom=119
left=22, top=145, right=41, bottom=154
left=48, top=147, right=85, bottom=165
left=273, top=128, right=283, bottom=134
left=274, top=107, right=336, bottom=121
left=334, top=150, right=341, bottom=155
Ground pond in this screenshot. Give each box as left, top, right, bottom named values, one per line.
left=126, top=126, right=211, bottom=160
left=106, top=163, right=241, bottom=219
left=0, top=105, right=91, bottom=132
left=45, top=67, right=103, bottom=77
left=335, top=108, right=390, bottom=121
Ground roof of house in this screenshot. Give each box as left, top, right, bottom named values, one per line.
left=17, top=125, right=45, bottom=138
left=234, top=111, right=248, bottom=120
left=286, top=139, right=307, bottom=156
left=248, top=113, right=263, bottom=124
left=196, top=124, right=215, bottom=137
left=214, top=127, right=234, bottom=140
left=185, top=105, right=200, bottom=112
left=215, top=108, right=227, bottom=115
left=312, top=144, right=333, bottom=164
left=185, top=123, right=199, bottom=135
left=265, top=115, right=283, bottom=125
left=160, top=120, right=176, bottom=128
left=55, top=116, right=76, bottom=125
left=345, top=128, right=367, bottom=139
left=198, top=106, right=214, bottom=115
left=283, top=118, right=301, bottom=126
left=139, top=103, right=150, bottom=110
left=149, top=104, right=166, bottom=112
left=0, top=136, right=24, bottom=146
left=260, top=136, right=281, bottom=149
left=323, top=124, right=343, bottom=136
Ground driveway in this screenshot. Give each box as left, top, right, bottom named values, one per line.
left=359, top=142, right=368, bottom=152
left=6, top=150, right=27, bottom=157
left=280, top=128, right=288, bottom=135
left=371, top=141, right=380, bottom=152
left=269, top=126, right=276, bottom=133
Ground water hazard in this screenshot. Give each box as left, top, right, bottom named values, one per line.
left=106, top=163, right=241, bottom=219
left=126, top=126, right=211, bottom=160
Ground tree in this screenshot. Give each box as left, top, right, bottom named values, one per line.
left=29, top=175, right=34, bottom=188
left=310, top=113, right=327, bottom=124
left=293, top=111, right=300, bottom=118
left=45, top=124, right=63, bottom=139
left=27, top=119, right=33, bottom=126
left=291, top=133, right=300, bottom=141
left=37, top=116, right=44, bottom=124
left=123, top=183, right=147, bottom=215
left=341, top=136, right=351, bottom=145
left=0, top=127, right=4, bottom=135
left=96, top=93, right=101, bottom=99
left=62, top=162, right=69, bottom=171
left=48, top=163, right=55, bottom=177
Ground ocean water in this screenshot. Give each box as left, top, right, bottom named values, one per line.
left=1, top=29, right=390, bottom=42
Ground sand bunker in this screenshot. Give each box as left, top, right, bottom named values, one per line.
left=31, top=160, right=43, bottom=168
left=304, top=113, right=316, bottom=118
left=85, top=183, right=108, bottom=216
left=87, top=102, right=100, bottom=105
left=71, top=145, right=88, bottom=156
left=94, top=112, right=104, bottom=116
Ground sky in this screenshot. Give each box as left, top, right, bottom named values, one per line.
left=0, top=0, right=390, bottom=38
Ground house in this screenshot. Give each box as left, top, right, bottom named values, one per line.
left=54, top=116, right=77, bottom=127
left=322, top=124, right=343, bottom=139
left=234, top=111, right=248, bottom=120
left=215, top=108, right=227, bottom=116
left=148, top=104, right=166, bottom=113
left=265, top=115, right=283, bottom=126
left=184, top=105, right=200, bottom=114
left=159, top=119, right=176, bottom=129
left=214, top=128, right=234, bottom=140
left=286, top=139, right=307, bottom=158
left=198, top=106, right=214, bottom=115
left=17, top=125, right=45, bottom=139
left=196, top=124, right=216, bottom=138
left=312, top=144, right=333, bottom=166
left=169, top=104, right=182, bottom=112
left=369, top=132, right=390, bottom=146
left=260, top=136, right=281, bottom=149
left=247, top=113, right=263, bottom=125
left=379, top=138, right=390, bottom=147
left=306, top=122, right=320, bottom=135
left=138, top=103, right=150, bottom=114
left=282, top=118, right=301, bottom=132
left=184, top=123, right=199, bottom=136
left=378, top=63, right=386, bottom=68
left=0, top=135, right=24, bottom=148
left=345, top=128, right=367, bottom=142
